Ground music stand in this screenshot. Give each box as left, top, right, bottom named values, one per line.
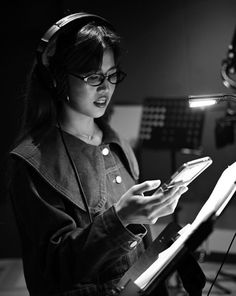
left=138, top=97, right=205, bottom=216
left=115, top=160, right=236, bottom=296
left=139, top=97, right=205, bottom=152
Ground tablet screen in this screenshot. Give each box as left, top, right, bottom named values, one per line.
left=163, top=156, right=212, bottom=190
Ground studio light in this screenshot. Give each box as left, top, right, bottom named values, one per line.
left=188, top=93, right=236, bottom=148
left=188, top=93, right=236, bottom=108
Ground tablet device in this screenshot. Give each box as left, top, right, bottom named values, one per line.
left=159, top=156, right=213, bottom=192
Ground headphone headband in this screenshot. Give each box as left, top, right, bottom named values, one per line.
left=37, top=12, right=113, bottom=67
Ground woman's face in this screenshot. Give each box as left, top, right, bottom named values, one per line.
left=67, top=49, right=116, bottom=119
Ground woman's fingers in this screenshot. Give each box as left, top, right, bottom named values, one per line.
left=116, top=182, right=188, bottom=226
left=145, top=186, right=189, bottom=223
left=131, top=180, right=161, bottom=195
left=145, top=185, right=188, bottom=207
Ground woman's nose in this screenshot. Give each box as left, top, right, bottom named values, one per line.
left=97, top=79, right=110, bottom=91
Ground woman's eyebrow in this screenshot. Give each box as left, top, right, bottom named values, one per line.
left=98, top=65, right=117, bottom=74
left=94, top=65, right=118, bottom=73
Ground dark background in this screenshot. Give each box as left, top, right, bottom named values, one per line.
left=0, top=0, right=236, bottom=257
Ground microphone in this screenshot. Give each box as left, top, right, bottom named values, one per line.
left=221, top=26, right=236, bottom=89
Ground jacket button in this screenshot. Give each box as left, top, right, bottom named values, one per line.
left=129, top=241, right=137, bottom=248
left=102, top=147, right=109, bottom=155
left=115, top=176, right=122, bottom=184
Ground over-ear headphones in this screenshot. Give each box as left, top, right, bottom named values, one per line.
left=36, top=12, right=114, bottom=90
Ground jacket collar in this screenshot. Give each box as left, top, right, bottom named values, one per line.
left=10, top=125, right=139, bottom=211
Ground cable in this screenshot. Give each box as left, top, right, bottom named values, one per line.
left=57, top=121, right=93, bottom=223
left=207, top=231, right=236, bottom=296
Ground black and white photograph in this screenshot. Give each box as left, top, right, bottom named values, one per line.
left=0, top=1, right=236, bottom=295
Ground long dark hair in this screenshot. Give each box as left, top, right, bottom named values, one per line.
left=15, top=19, right=122, bottom=145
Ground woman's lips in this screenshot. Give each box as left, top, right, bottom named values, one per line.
left=94, top=96, right=108, bottom=108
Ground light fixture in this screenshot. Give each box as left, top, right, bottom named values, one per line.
left=188, top=93, right=236, bottom=148
left=189, top=93, right=236, bottom=108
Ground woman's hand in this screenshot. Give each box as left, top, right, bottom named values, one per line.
left=115, top=180, right=188, bottom=226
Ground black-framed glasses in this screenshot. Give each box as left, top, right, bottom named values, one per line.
left=70, top=70, right=127, bottom=86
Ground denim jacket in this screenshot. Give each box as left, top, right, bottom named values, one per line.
left=9, top=124, right=147, bottom=296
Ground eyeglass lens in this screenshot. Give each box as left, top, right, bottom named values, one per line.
left=86, top=72, right=126, bottom=86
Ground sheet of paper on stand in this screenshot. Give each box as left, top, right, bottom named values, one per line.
left=116, top=161, right=236, bottom=296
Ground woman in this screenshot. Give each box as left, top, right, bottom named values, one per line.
left=8, top=12, right=190, bottom=295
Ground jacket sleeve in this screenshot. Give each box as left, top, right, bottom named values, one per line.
left=10, top=159, right=146, bottom=286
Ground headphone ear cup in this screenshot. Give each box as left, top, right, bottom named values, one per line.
left=35, top=62, right=57, bottom=90
left=36, top=58, right=69, bottom=101
left=51, top=64, right=69, bottom=101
